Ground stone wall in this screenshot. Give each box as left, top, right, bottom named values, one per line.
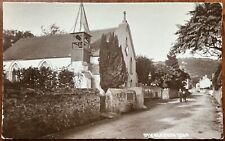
left=168, top=88, right=179, bottom=98
left=161, top=88, right=169, bottom=99
left=141, top=85, right=162, bottom=99
left=127, top=87, right=145, bottom=110
left=2, top=88, right=100, bottom=139
left=105, top=88, right=136, bottom=113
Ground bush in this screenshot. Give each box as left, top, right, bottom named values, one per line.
left=6, top=67, right=76, bottom=92
left=58, top=69, right=75, bottom=88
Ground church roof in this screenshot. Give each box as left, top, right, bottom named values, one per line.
left=3, top=27, right=117, bottom=60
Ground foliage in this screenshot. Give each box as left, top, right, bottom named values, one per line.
left=99, top=33, right=128, bottom=92
left=17, top=67, right=41, bottom=89
left=58, top=69, right=75, bottom=88
left=164, top=53, right=190, bottom=89
left=39, top=67, right=58, bottom=91
left=212, top=61, right=222, bottom=90
left=171, top=3, right=222, bottom=58
left=3, top=29, right=34, bottom=51
left=10, top=67, right=75, bottom=91
left=136, top=56, right=155, bottom=85
left=151, top=63, right=170, bottom=88
left=41, top=24, right=66, bottom=36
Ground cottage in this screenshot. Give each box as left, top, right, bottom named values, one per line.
left=3, top=4, right=138, bottom=93
left=199, top=75, right=212, bottom=89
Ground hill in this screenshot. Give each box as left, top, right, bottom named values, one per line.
left=177, top=57, right=219, bottom=82
left=154, top=57, right=219, bottom=85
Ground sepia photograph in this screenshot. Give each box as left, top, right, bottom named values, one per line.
left=2, top=2, right=224, bottom=139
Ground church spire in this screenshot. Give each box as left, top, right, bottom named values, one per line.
left=123, top=11, right=127, bottom=23
left=72, top=3, right=90, bottom=34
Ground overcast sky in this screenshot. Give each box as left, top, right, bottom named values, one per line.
left=3, top=2, right=200, bottom=61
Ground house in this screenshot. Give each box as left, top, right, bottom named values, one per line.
left=3, top=4, right=138, bottom=94
left=199, top=75, right=212, bottom=89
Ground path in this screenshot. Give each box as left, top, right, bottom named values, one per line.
left=44, top=92, right=223, bottom=139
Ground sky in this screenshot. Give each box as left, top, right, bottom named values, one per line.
left=3, top=2, right=201, bottom=61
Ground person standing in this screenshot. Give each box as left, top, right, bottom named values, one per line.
left=179, top=89, right=183, bottom=102
left=183, top=89, right=187, bottom=102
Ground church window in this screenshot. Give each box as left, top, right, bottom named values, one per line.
left=40, top=61, right=50, bottom=68
left=125, top=37, right=128, bottom=56
left=130, top=57, right=133, bottom=74
left=11, top=63, right=20, bottom=82
left=72, top=42, right=82, bottom=48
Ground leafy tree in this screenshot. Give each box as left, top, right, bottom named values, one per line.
left=41, top=24, right=66, bottom=36
left=171, top=3, right=222, bottom=58
left=136, top=56, right=155, bottom=85
left=12, top=67, right=57, bottom=91
left=171, top=3, right=222, bottom=90
left=17, top=67, right=41, bottom=89
left=3, top=29, right=34, bottom=51
left=58, top=69, right=75, bottom=88
left=152, top=63, right=170, bottom=88
left=99, top=33, right=128, bottom=92
left=165, top=53, right=190, bottom=90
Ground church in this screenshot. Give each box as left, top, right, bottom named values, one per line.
left=3, top=4, right=138, bottom=94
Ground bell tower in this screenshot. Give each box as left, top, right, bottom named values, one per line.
left=71, top=3, right=91, bottom=63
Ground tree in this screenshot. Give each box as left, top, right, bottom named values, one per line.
left=3, top=29, right=34, bottom=51
left=58, top=69, right=75, bottom=88
left=152, top=63, right=170, bottom=88
left=171, top=3, right=222, bottom=58
left=165, top=53, right=190, bottom=90
left=17, top=67, right=41, bottom=89
left=41, top=24, right=66, bottom=36
left=99, top=33, right=128, bottom=92
left=136, top=56, right=155, bottom=85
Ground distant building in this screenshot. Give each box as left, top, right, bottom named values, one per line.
left=199, top=75, right=212, bottom=89
left=3, top=4, right=138, bottom=93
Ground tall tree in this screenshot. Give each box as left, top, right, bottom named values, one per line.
left=171, top=3, right=222, bottom=58
left=152, top=63, right=171, bottom=88
left=136, top=56, right=155, bottom=85
left=165, top=53, right=190, bottom=90
left=41, top=23, right=66, bottom=36
left=3, top=29, right=34, bottom=51
left=99, top=33, right=128, bottom=92
left=171, top=3, right=222, bottom=90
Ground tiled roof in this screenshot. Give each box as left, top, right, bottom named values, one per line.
left=3, top=27, right=117, bottom=60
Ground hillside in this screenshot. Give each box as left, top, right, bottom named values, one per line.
left=177, top=57, right=220, bottom=80
left=154, top=57, right=220, bottom=85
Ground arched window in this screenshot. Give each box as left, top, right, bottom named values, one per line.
left=11, top=63, right=20, bottom=82
left=40, top=61, right=49, bottom=68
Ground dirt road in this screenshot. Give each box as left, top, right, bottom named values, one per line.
left=44, top=92, right=223, bottom=139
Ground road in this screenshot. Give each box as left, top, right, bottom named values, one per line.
left=44, top=92, right=223, bottom=139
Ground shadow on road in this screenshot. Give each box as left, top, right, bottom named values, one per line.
left=144, top=98, right=174, bottom=109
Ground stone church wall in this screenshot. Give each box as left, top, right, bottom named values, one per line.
left=2, top=89, right=100, bottom=138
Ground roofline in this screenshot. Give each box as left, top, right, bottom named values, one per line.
left=3, top=56, right=72, bottom=61
left=126, top=24, right=136, bottom=59
left=90, top=27, right=117, bottom=33
left=70, top=32, right=92, bottom=37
